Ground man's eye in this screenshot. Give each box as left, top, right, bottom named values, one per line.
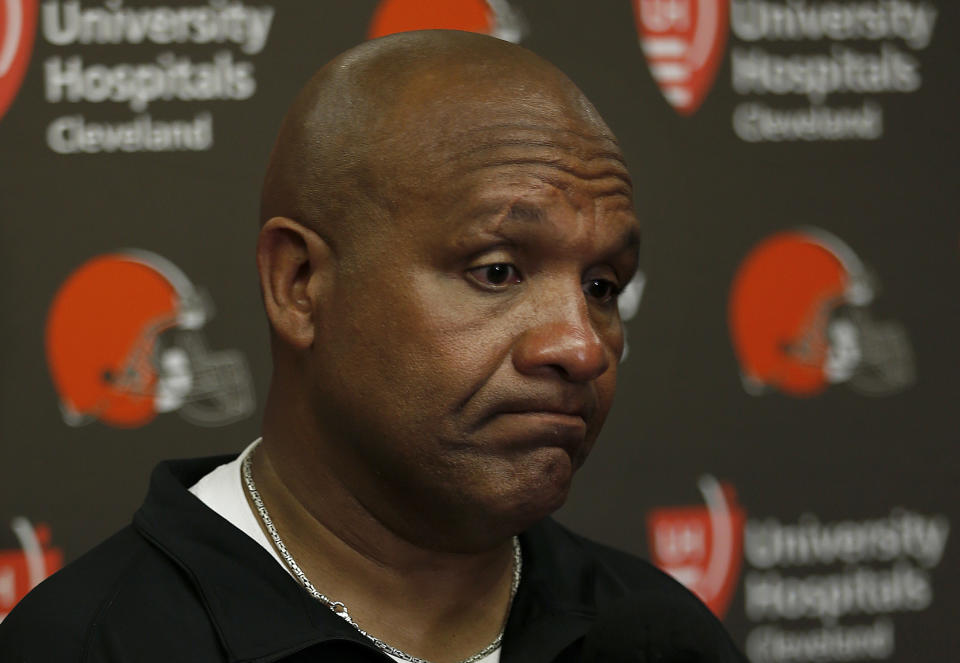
left=584, top=278, right=621, bottom=304
left=467, top=263, right=521, bottom=288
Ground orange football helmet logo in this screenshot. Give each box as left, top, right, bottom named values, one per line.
left=728, top=229, right=914, bottom=397
left=368, top=0, right=525, bottom=42
left=46, top=250, right=254, bottom=428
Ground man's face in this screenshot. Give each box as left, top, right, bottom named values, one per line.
left=309, top=79, right=640, bottom=550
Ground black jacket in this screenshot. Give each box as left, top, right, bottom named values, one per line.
left=0, top=455, right=745, bottom=662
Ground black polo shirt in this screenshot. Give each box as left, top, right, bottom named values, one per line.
left=0, top=455, right=744, bottom=662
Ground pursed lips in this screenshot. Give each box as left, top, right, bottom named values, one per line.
left=501, top=387, right=590, bottom=407
left=485, top=393, right=595, bottom=434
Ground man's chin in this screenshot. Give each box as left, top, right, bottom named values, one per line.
left=405, top=446, right=580, bottom=551
left=489, top=446, right=577, bottom=530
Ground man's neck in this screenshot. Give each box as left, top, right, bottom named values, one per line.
left=245, top=434, right=518, bottom=663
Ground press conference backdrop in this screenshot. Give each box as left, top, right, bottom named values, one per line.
left=1, top=1, right=956, bottom=661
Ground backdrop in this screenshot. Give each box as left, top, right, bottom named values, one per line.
left=1, top=1, right=957, bottom=661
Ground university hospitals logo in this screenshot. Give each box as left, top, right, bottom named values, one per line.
left=651, top=482, right=950, bottom=656
left=46, top=250, right=255, bottom=429
left=728, top=228, right=915, bottom=397
left=0, top=518, right=63, bottom=622
left=0, top=0, right=37, bottom=123
left=633, top=0, right=728, bottom=115
left=647, top=476, right=746, bottom=618
left=368, top=0, right=525, bottom=42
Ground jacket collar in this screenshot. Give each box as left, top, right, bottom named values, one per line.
left=133, top=455, right=598, bottom=662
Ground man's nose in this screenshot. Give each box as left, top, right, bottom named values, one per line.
left=512, top=291, right=610, bottom=382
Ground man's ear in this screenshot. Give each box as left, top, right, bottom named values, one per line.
left=256, top=217, right=332, bottom=350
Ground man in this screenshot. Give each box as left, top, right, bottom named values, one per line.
left=1, top=31, right=744, bottom=662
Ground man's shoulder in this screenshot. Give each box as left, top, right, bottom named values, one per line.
left=524, top=519, right=747, bottom=661
left=0, top=515, right=222, bottom=661
left=0, top=526, right=146, bottom=658
left=527, top=517, right=700, bottom=604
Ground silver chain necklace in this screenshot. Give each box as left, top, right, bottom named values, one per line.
left=241, top=447, right=522, bottom=663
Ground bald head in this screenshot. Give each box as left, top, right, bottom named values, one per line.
left=256, top=30, right=640, bottom=553
left=259, top=30, right=621, bottom=245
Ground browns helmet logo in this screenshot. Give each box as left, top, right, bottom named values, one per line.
left=647, top=476, right=745, bottom=619
left=45, top=250, right=255, bottom=428
left=0, top=0, right=37, bottom=124
left=633, top=0, right=728, bottom=116
left=368, top=0, right=526, bottom=43
left=0, top=518, right=62, bottom=622
left=728, top=228, right=915, bottom=397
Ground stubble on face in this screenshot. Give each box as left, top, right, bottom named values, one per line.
left=307, top=80, right=638, bottom=550
left=259, top=33, right=640, bottom=551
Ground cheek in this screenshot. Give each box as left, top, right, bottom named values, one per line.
left=597, top=365, right=617, bottom=411
left=329, top=273, right=509, bottom=413
left=591, top=323, right=621, bottom=421
left=605, top=313, right=626, bottom=358
left=594, top=360, right=618, bottom=422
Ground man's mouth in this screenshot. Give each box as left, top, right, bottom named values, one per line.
left=505, top=396, right=592, bottom=419
left=497, top=410, right=586, bottom=429
left=479, top=393, right=594, bottom=448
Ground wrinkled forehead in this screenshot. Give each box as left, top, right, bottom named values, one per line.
left=444, top=120, right=630, bottom=190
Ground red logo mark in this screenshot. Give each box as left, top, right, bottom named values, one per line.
left=633, top=0, right=728, bottom=115
left=46, top=251, right=254, bottom=428
left=728, top=229, right=914, bottom=397
left=368, top=0, right=525, bottom=43
left=0, top=518, right=63, bottom=621
left=0, top=0, right=37, bottom=124
left=647, top=476, right=745, bottom=619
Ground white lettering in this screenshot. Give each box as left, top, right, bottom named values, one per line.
left=43, top=52, right=255, bottom=111
left=41, top=0, right=276, bottom=54
left=640, top=0, right=691, bottom=32
left=732, top=44, right=920, bottom=104
left=745, top=562, right=932, bottom=622
left=746, top=619, right=895, bottom=663
left=731, top=0, right=938, bottom=50
left=733, top=101, right=883, bottom=142
left=743, top=510, right=949, bottom=567
left=46, top=112, right=214, bottom=154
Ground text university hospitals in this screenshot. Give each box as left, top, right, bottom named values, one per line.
left=39, top=0, right=275, bottom=154
left=728, top=0, right=937, bottom=142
